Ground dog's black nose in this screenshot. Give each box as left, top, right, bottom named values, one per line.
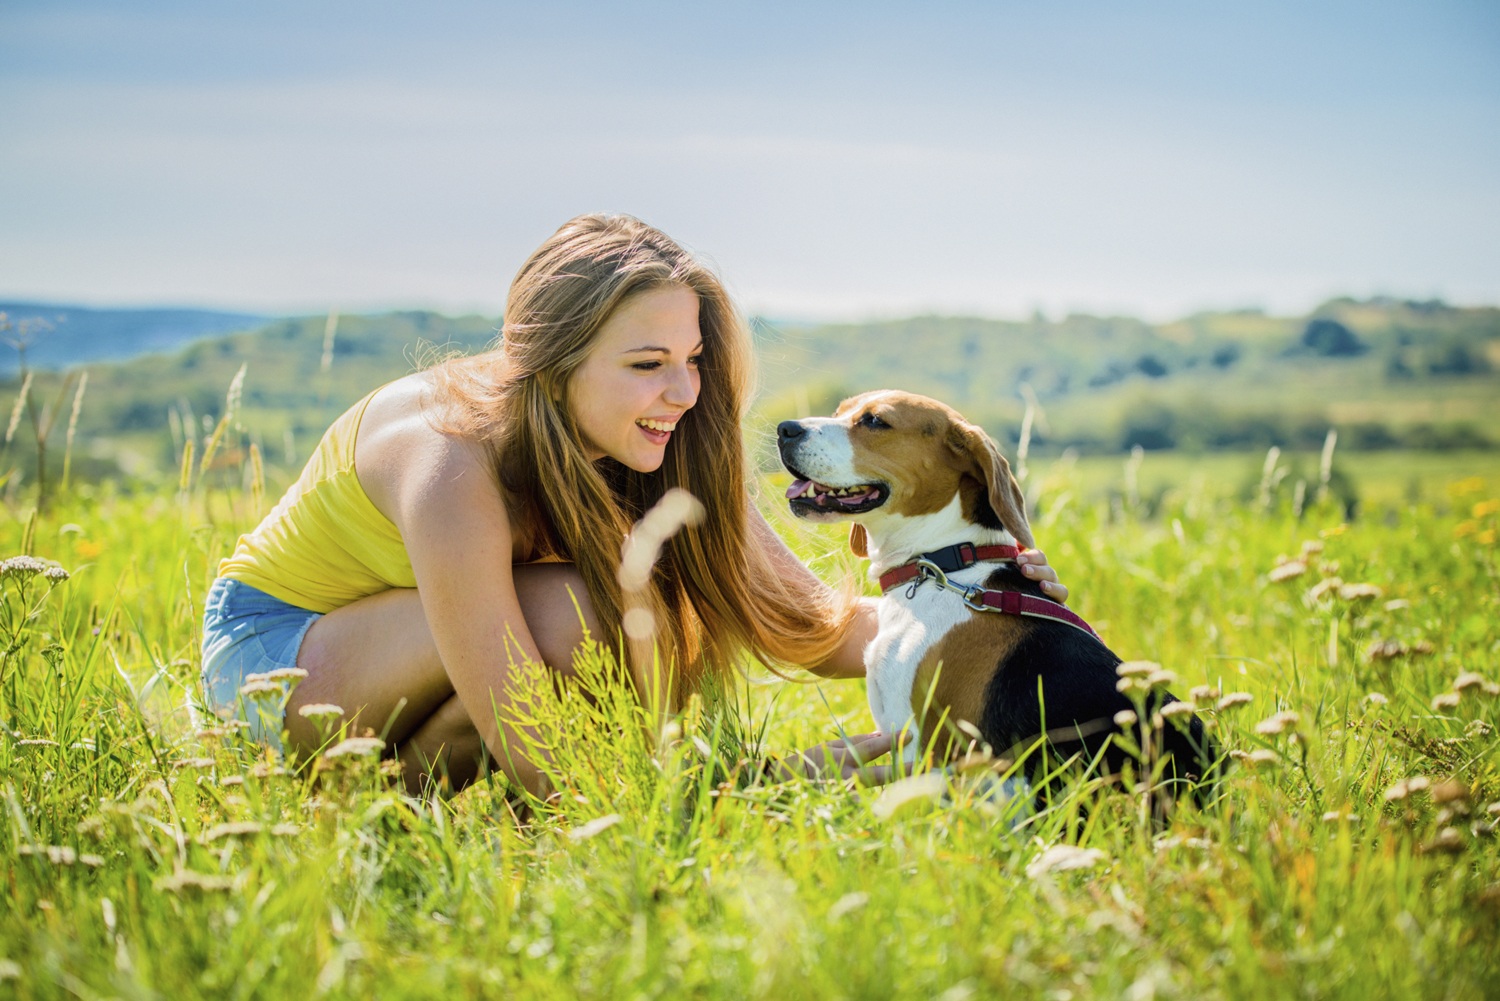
left=777, top=421, right=807, bottom=442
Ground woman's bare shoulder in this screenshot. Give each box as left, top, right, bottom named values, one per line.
left=355, top=372, right=498, bottom=525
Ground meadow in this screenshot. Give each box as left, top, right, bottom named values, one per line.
left=1, top=432, right=1498, bottom=998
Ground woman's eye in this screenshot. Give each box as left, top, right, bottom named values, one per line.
left=860, top=412, right=889, bottom=429
left=688, top=354, right=703, bottom=367
left=631, top=361, right=662, bottom=371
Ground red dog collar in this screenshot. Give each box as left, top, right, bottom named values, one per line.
left=878, top=543, right=1021, bottom=591
left=879, top=542, right=1101, bottom=641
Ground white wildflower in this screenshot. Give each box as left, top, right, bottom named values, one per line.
left=1026, top=845, right=1107, bottom=878
left=322, top=737, right=384, bottom=760
left=1254, top=711, right=1300, bottom=736
left=296, top=703, right=344, bottom=720
left=1190, top=685, right=1220, bottom=705
left=1268, top=560, right=1307, bottom=582
left=1115, top=661, right=1158, bottom=678
left=1338, top=583, right=1384, bottom=601
left=246, top=667, right=308, bottom=684
left=199, top=822, right=264, bottom=843
left=567, top=814, right=624, bottom=841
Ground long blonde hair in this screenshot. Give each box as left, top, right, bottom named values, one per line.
left=432, top=214, right=854, bottom=707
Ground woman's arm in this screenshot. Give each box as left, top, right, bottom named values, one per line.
left=395, top=440, right=556, bottom=797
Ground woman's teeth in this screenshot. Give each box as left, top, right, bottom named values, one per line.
left=636, top=418, right=677, bottom=432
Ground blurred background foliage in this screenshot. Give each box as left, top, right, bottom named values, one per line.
left=0, top=296, right=1495, bottom=507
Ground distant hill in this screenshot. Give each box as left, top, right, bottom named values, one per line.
left=0, top=302, right=270, bottom=373
left=751, top=298, right=1499, bottom=457
left=0, top=297, right=1495, bottom=487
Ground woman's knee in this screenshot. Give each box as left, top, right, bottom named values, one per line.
left=512, top=563, right=601, bottom=671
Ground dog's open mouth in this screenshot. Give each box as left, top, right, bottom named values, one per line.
left=784, top=476, right=888, bottom=516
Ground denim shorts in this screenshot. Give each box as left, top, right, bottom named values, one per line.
left=201, top=577, right=323, bottom=751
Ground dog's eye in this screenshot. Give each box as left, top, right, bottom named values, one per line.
left=859, top=412, right=890, bottom=430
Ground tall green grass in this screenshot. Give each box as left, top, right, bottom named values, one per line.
left=1, top=454, right=1497, bottom=999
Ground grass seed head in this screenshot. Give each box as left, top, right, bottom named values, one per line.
left=297, top=703, right=344, bottom=720
left=173, top=757, right=215, bottom=770
left=1113, top=709, right=1138, bottom=727
left=1268, top=560, right=1307, bottom=582
left=1431, top=692, right=1461, bottom=711
left=1431, top=779, right=1469, bottom=805
left=1338, top=583, right=1384, bottom=601
left=1190, top=685, right=1220, bottom=705
left=1307, top=577, right=1343, bottom=601
left=1254, top=711, right=1300, bottom=736
left=323, top=736, right=384, bottom=760
left=1421, top=827, right=1465, bottom=855
left=1452, top=671, right=1490, bottom=693
left=1026, top=845, right=1107, bottom=878
left=18, top=845, right=104, bottom=867
left=200, top=821, right=265, bottom=842
left=1116, top=661, right=1158, bottom=678
left=1216, top=692, right=1253, bottom=711
left=156, top=870, right=236, bottom=894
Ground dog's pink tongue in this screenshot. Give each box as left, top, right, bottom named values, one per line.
left=785, top=479, right=812, bottom=499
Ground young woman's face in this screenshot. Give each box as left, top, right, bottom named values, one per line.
left=569, top=284, right=703, bottom=473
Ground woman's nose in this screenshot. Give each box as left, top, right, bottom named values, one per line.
left=664, top=363, right=698, bottom=407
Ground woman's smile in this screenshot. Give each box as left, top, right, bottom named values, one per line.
left=635, top=415, right=681, bottom=446
left=568, top=285, right=703, bottom=472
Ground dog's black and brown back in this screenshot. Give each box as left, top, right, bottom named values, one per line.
left=918, top=565, right=1219, bottom=804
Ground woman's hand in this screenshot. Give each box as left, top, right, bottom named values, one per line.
left=772, top=731, right=896, bottom=785
left=1017, top=549, right=1068, bottom=604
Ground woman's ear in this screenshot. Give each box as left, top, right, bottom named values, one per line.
left=849, top=523, right=869, bottom=558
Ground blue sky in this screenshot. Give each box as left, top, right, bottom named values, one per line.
left=2, top=1, right=1497, bottom=320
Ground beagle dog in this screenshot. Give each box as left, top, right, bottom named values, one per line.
left=778, top=390, right=1215, bottom=798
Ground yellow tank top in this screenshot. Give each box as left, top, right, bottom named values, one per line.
left=217, top=387, right=416, bottom=612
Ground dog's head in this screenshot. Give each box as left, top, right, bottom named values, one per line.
left=776, top=390, right=1033, bottom=562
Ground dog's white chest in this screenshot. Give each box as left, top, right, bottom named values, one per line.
left=864, top=575, right=977, bottom=757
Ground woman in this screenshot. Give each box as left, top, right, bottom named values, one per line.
left=202, top=214, right=1066, bottom=796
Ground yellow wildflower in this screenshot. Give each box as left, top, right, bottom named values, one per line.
left=1447, top=476, right=1485, bottom=498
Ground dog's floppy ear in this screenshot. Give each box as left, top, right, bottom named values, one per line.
left=849, top=523, right=869, bottom=558
left=947, top=421, right=1034, bottom=549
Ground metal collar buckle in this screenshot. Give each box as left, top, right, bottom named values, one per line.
left=912, top=558, right=988, bottom=610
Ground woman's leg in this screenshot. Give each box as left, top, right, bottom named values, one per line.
left=285, top=563, right=601, bottom=790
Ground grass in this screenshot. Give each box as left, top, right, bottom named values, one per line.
left=1, top=454, right=1498, bottom=999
